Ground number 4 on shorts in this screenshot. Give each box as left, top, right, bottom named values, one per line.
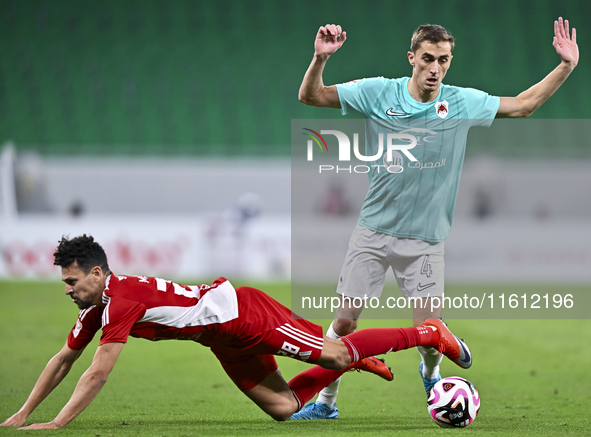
left=421, top=256, right=433, bottom=278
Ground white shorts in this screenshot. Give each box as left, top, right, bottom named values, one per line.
left=336, top=224, right=444, bottom=300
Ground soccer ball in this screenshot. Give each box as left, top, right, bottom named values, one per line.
left=427, top=377, right=480, bottom=428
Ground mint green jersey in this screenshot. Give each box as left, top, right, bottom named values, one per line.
left=336, top=76, right=500, bottom=243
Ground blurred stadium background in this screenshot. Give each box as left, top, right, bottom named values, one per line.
left=0, top=0, right=590, bottom=286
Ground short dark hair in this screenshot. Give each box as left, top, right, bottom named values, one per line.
left=410, top=24, right=455, bottom=53
left=53, top=234, right=110, bottom=274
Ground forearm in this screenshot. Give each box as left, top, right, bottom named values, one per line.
left=299, top=54, right=331, bottom=104
left=50, top=342, right=123, bottom=428
left=18, top=353, right=74, bottom=418
left=515, top=61, right=576, bottom=116
left=52, top=370, right=108, bottom=427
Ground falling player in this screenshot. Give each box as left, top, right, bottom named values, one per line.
left=1, top=234, right=471, bottom=429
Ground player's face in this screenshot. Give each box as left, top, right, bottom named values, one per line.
left=61, top=262, right=104, bottom=309
left=408, top=41, right=453, bottom=98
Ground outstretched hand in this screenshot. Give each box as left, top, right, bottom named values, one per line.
left=19, top=421, right=62, bottom=430
left=553, top=17, right=578, bottom=67
left=314, top=24, right=347, bottom=57
left=0, top=412, right=27, bottom=427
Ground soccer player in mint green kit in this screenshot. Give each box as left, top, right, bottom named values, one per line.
left=292, top=18, right=578, bottom=420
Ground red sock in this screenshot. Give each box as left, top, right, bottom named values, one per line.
left=288, top=327, right=439, bottom=409
left=340, top=327, right=439, bottom=362
left=288, top=366, right=347, bottom=409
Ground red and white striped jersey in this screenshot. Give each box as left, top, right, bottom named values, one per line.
left=67, top=275, right=238, bottom=350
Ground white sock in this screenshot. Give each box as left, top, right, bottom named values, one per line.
left=418, top=346, right=442, bottom=380
left=316, top=322, right=341, bottom=408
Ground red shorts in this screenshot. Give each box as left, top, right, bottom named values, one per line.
left=200, top=286, right=324, bottom=391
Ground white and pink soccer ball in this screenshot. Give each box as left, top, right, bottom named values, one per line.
left=427, top=377, right=480, bottom=428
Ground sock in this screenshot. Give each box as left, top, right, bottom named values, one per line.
left=340, top=327, right=438, bottom=362
left=288, top=365, right=348, bottom=410
left=316, top=322, right=342, bottom=408
left=418, top=346, right=442, bottom=379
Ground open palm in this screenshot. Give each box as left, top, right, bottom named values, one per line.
left=553, top=17, right=578, bottom=66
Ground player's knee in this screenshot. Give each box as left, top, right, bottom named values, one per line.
left=269, top=411, right=291, bottom=421
left=267, top=405, right=296, bottom=421
left=333, top=318, right=357, bottom=336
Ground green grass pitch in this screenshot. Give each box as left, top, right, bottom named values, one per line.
left=1, top=280, right=590, bottom=436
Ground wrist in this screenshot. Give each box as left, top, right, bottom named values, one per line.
left=52, top=419, right=63, bottom=428
left=314, top=53, right=331, bottom=62
left=560, top=59, right=577, bottom=70
left=18, top=407, right=31, bottom=417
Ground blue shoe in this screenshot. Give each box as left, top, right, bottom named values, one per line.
left=419, top=362, right=441, bottom=397
left=290, top=402, right=339, bottom=420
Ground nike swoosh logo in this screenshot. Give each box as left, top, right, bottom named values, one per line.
left=386, top=108, right=407, bottom=116
left=456, top=337, right=472, bottom=368
left=417, top=282, right=436, bottom=291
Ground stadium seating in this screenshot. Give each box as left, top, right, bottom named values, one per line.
left=0, top=0, right=589, bottom=157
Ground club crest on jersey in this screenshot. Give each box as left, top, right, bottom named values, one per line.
left=435, top=100, right=449, bottom=119
left=73, top=319, right=83, bottom=338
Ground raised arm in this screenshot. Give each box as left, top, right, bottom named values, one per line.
left=0, top=343, right=84, bottom=428
left=299, top=24, right=346, bottom=108
left=497, top=17, right=578, bottom=118
left=18, top=342, right=125, bottom=430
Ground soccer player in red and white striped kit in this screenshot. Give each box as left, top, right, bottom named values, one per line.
left=1, top=234, right=471, bottom=429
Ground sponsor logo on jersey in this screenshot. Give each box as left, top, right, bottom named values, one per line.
left=386, top=108, right=408, bottom=117
left=396, top=128, right=446, bottom=171
left=436, top=100, right=449, bottom=119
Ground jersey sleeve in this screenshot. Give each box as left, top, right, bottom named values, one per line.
left=99, top=296, right=146, bottom=345
left=67, top=306, right=103, bottom=350
left=336, top=77, right=389, bottom=116
left=460, top=87, right=500, bottom=127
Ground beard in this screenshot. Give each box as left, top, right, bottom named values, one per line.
left=73, top=297, right=94, bottom=310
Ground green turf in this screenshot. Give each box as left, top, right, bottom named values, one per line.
left=1, top=281, right=590, bottom=436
